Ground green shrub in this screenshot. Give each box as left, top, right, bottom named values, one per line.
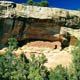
left=0, top=51, right=28, bottom=80
left=27, top=0, right=48, bottom=7
left=27, top=0, right=34, bottom=5
left=0, top=38, right=28, bottom=80
left=38, top=0, right=48, bottom=7
left=68, top=68, right=77, bottom=80
left=28, top=54, right=48, bottom=80
left=8, top=38, right=18, bottom=51
left=49, top=65, right=69, bottom=80
left=71, top=40, right=80, bottom=80
left=1, top=37, right=80, bottom=80
left=0, top=38, right=48, bottom=80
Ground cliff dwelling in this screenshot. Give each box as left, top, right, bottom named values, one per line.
left=0, top=1, right=80, bottom=69
left=0, top=1, right=80, bottom=50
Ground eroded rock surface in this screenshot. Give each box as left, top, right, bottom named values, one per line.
left=13, top=41, right=72, bottom=69
left=0, top=1, right=80, bottom=46
left=0, top=1, right=78, bottom=69
left=0, top=40, right=73, bottom=69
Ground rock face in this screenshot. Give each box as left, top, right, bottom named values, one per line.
left=0, top=18, right=61, bottom=44
left=0, top=1, right=80, bottom=45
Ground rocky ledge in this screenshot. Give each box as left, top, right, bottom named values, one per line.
left=0, top=1, right=79, bottom=69
left=0, top=1, right=80, bottom=48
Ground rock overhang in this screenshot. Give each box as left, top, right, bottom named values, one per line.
left=0, top=1, right=80, bottom=19
left=0, top=1, right=80, bottom=47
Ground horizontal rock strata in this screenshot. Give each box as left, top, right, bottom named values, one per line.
left=0, top=1, right=80, bottom=46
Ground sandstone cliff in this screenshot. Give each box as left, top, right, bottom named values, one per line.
left=0, top=1, right=80, bottom=47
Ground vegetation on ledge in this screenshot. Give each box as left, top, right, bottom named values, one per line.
left=0, top=38, right=80, bottom=80
left=27, top=0, right=49, bottom=7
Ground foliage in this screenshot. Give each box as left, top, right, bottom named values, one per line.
left=8, top=38, right=18, bottom=51
left=28, top=54, right=48, bottom=80
left=38, top=0, right=48, bottom=7
left=49, top=65, right=69, bottom=80
left=27, top=0, right=34, bottom=5
left=0, top=38, right=28, bottom=80
left=0, top=38, right=48, bottom=80
left=0, top=51, right=28, bottom=80
left=71, top=40, right=80, bottom=80
left=27, top=0, right=48, bottom=7
left=68, top=66, right=77, bottom=80
left=0, top=37, right=80, bottom=80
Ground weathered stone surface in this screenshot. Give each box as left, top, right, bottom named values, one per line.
left=12, top=42, right=72, bottom=69
left=0, top=1, right=80, bottom=45
left=0, top=41, right=72, bottom=69
left=1, top=1, right=80, bottom=18
left=0, top=17, right=62, bottom=44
